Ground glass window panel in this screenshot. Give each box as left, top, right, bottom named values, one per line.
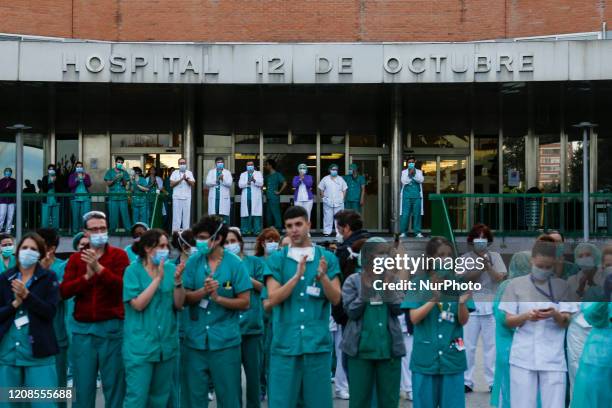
left=203, top=134, right=232, bottom=148
left=474, top=136, right=499, bottom=194
left=538, top=134, right=561, bottom=192
left=263, top=132, right=288, bottom=145
left=56, top=134, right=79, bottom=173
left=235, top=133, right=260, bottom=145
left=111, top=134, right=179, bottom=148
left=320, top=134, right=345, bottom=145
left=502, top=84, right=527, bottom=192
left=291, top=133, right=316, bottom=145
left=595, top=83, right=612, bottom=192
left=0, top=134, right=44, bottom=191
left=534, top=84, right=561, bottom=192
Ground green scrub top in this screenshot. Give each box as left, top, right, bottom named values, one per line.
left=358, top=303, right=391, bottom=360
left=50, top=259, right=68, bottom=348
left=131, top=177, right=149, bottom=206
left=402, top=176, right=421, bottom=198
left=123, top=260, right=179, bottom=364
left=401, top=277, right=475, bottom=375
left=74, top=174, right=89, bottom=201
left=265, top=172, right=285, bottom=200
left=45, top=176, right=57, bottom=206
left=183, top=250, right=252, bottom=351
left=124, top=245, right=138, bottom=263
left=104, top=168, right=130, bottom=200
left=343, top=174, right=366, bottom=202
left=239, top=255, right=268, bottom=335
left=264, top=245, right=341, bottom=356
left=0, top=255, right=16, bottom=273
left=0, top=306, right=55, bottom=367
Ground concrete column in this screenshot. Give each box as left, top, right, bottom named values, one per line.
left=183, top=86, right=196, bottom=223
left=391, top=85, right=402, bottom=234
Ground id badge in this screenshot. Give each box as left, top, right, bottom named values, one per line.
left=199, top=298, right=210, bottom=309
left=306, top=285, right=321, bottom=297
left=446, top=312, right=455, bottom=323
left=14, top=315, right=29, bottom=329
left=440, top=311, right=448, bottom=321
left=370, top=299, right=384, bottom=306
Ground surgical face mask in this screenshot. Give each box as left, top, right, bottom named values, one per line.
left=90, top=232, right=109, bottom=248
left=330, top=170, right=338, bottom=177
left=3, top=171, right=11, bottom=178
left=189, top=247, right=198, bottom=256
left=48, top=169, right=56, bottom=176
left=299, top=168, right=307, bottom=175
left=116, top=163, right=123, bottom=170
left=76, top=166, right=84, bottom=173
left=576, top=256, right=595, bottom=269
left=216, top=162, right=224, bottom=170
left=265, top=242, right=279, bottom=254
left=246, top=165, right=254, bottom=172
left=225, top=242, right=241, bottom=255
left=196, top=239, right=210, bottom=255
left=18, top=249, right=40, bottom=268
left=287, top=246, right=314, bottom=263
left=1, top=245, right=14, bottom=258
left=179, top=164, right=187, bottom=172
left=152, top=249, right=170, bottom=266
left=408, top=162, right=415, bottom=169
left=473, top=238, right=488, bottom=253
left=532, top=265, right=554, bottom=280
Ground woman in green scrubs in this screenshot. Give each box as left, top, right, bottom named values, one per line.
left=124, top=222, right=149, bottom=263
left=122, top=228, right=185, bottom=408
left=130, top=167, right=151, bottom=226
left=0, top=233, right=60, bottom=408
left=0, top=233, right=16, bottom=273
left=401, top=236, right=474, bottom=408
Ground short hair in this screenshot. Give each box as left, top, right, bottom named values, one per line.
left=47, top=164, right=56, bottom=170
left=3, top=168, right=12, bottom=173
left=425, top=236, right=453, bottom=258
left=83, top=211, right=108, bottom=230
left=334, top=210, right=363, bottom=232
left=178, top=157, right=187, bottom=163
left=192, top=215, right=228, bottom=246
left=214, top=157, right=224, bottom=163
left=172, top=229, right=195, bottom=250
left=133, top=167, right=142, bottom=175
left=407, top=155, right=416, bottom=162
left=467, top=223, right=494, bottom=243
left=133, top=229, right=168, bottom=260
left=546, top=229, right=565, bottom=242
left=532, top=239, right=556, bottom=259
left=16, top=233, right=47, bottom=267
left=0, top=233, right=14, bottom=243
left=265, top=159, right=277, bottom=169
left=115, top=156, right=125, bottom=162
left=255, top=227, right=281, bottom=257
left=36, top=228, right=60, bottom=249
left=75, top=161, right=83, bottom=167
left=283, top=206, right=308, bottom=223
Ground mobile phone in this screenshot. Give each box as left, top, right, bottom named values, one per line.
left=538, top=307, right=553, bottom=312
left=81, top=243, right=90, bottom=251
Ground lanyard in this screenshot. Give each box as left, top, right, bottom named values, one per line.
left=16, top=272, right=33, bottom=289
left=530, top=275, right=556, bottom=303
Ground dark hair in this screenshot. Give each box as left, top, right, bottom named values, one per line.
left=16, top=233, right=47, bottom=268
left=84, top=212, right=108, bottom=230
left=334, top=210, right=363, bottom=232
left=214, top=157, right=224, bottom=163
left=265, top=159, right=277, bottom=169
left=133, top=167, right=142, bottom=175
left=407, top=155, right=416, bottom=162
left=532, top=239, right=556, bottom=259
left=255, top=227, right=281, bottom=257
left=3, top=168, right=11, bottom=174
left=467, top=223, right=494, bottom=243
left=116, top=156, right=125, bottom=162
left=283, top=206, right=308, bottom=223
left=133, top=229, right=169, bottom=260
left=172, top=229, right=195, bottom=251
left=192, top=216, right=228, bottom=246
left=47, top=164, right=56, bottom=170
left=546, top=229, right=565, bottom=242
left=178, top=157, right=186, bottom=163
left=75, top=161, right=83, bottom=167
left=425, top=236, right=453, bottom=257
left=227, top=227, right=244, bottom=252
left=0, top=233, right=14, bottom=243
left=36, top=228, right=60, bottom=249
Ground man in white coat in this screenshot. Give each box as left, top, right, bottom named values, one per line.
left=205, top=157, right=233, bottom=224
left=318, top=164, right=347, bottom=237
left=169, top=157, right=195, bottom=232
left=238, top=161, right=264, bottom=235
left=399, top=156, right=424, bottom=238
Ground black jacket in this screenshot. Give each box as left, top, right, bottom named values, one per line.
left=0, top=265, right=60, bottom=358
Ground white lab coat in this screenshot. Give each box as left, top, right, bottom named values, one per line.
left=399, top=168, right=424, bottom=216
left=318, top=175, right=348, bottom=207
left=238, top=170, right=264, bottom=217
left=205, top=168, right=233, bottom=216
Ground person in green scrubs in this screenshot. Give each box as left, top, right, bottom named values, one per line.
left=399, top=156, right=424, bottom=239
left=264, top=205, right=342, bottom=408
left=69, top=161, right=92, bottom=234
left=225, top=227, right=267, bottom=408
left=124, top=222, right=149, bottom=263
left=0, top=233, right=60, bottom=408
left=123, top=228, right=186, bottom=408
left=343, top=163, right=366, bottom=214
left=37, top=228, right=70, bottom=396
left=41, top=164, right=60, bottom=229
left=264, top=159, right=287, bottom=231
left=131, top=167, right=150, bottom=226
left=181, top=216, right=252, bottom=408
left=401, top=236, right=474, bottom=408
left=104, top=156, right=132, bottom=232
left=0, top=233, right=16, bottom=273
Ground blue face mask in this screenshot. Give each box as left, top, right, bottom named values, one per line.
left=225, top=243, right=241, bottom=255
left=76, top=167, right=84, bottom=173
left=90, top=233, right=109, bottom=248
left=18, top=249, right=40, bottom=268
left=246, top=165, right=254, bottom=172
left=179, top=164, right=187, bottom=172
left=216, top=162, right=224, bottom=170
left=116, top=163, right=123, bottom=170
left=532, top=265, right=553, bottom=280
left=1, top=245, right=14, bottom=258
left=196, top=239, right=210, bottom=255
left=152, top=249, right=170, bottom=265
left=408, top=162, right=415, bottom=170
left=265, top=242, right=279, bottom=254
left=3, top=171, right=11, bottom=178
left=299, top=168, right=307, bottom=175
left=473, top=238, right=488, bottom=253
left=48, top=169, right=56, bottom=176
left=330, top=170, right=338, bottom=177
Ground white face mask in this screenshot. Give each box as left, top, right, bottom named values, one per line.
left=576, top=256, right=595, bottom=269
left=287, top=246, right=314, bottom=263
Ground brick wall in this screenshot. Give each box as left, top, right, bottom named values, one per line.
left=1, top=0, right=610, bottom=42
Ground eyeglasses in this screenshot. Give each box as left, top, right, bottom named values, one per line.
left=86, top=226, right=108, bottom=233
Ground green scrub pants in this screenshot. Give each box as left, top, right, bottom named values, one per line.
left=344, top=201, right=362, bottom=213
left=132, top=204, right=149, bottom=226
left=71, top=200, right=91, bottom=233
left=70, top=333, right=125, bottom=408
left=260, top=320, right=272, bottom=397
left=124, top=358, right=175, bottom=408
left=0, top=364, right=58, bottom=408
left=412, top=372, right=465, bottom=408
left=241, top=334, right=262, bottom=408
left=266, top=197, right=283, bottom=230
left=180, top=345, right=241, bottom=408
left=347, top=357, right=401, bottom=408
left=241, top=217, right=262, bottom=236
left=214, top=194, right=230, bottom=225
left=400, top=197, right=422, bottom=235
left=168, top=339, right=182, bottom=408
left=268, top=352, right=332, bottom=408
left=56, top=345, right=68, bottom=387
left=108, top=200, right=131, bottom=232
left=42, top=203, right=60, bottom=229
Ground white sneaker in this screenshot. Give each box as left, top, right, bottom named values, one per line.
left=399, top=233, right=406, bottom=238
left=208, top=392, right=214, bottom=401
left=335, top=390, right=350, bottom=400
left=415, top=233, right=424, bottom=238
left=407, top=391, right=413, bottom=401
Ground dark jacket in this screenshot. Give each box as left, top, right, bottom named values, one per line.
left=68, top=173, right=92, bottom=194
left=0, top=265, right=60, bottom=358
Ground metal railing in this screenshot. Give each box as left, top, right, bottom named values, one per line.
left=430, top=192, right=612, bottom=238
left=0, top=192, right=168, bottom=236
